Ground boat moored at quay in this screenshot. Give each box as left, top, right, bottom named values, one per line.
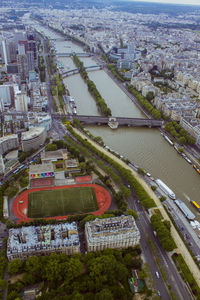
left=174, top=199, right=195, bottom=221
left=190, top=200, right=200, bottom=213
left=163, top=134, right=174, bottom=146
left=155, top=178, right=176, bottom=200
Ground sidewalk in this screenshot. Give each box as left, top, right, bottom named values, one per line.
left=74, top=127, right=200, bottom=287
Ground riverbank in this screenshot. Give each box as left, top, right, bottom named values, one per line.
left=73, top=127, right=200, bottom=287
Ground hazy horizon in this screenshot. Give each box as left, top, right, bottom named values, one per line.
left=127, top=0, right=200, bottom=5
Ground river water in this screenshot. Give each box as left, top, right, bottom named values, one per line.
left=33, top=23, right=200, bottom=220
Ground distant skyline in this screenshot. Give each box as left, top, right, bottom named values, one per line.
left=129, top=0, right=200, bottom=5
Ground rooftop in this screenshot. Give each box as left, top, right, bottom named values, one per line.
left=0, top=134, right=18, bottom=143
left=7, top=222, right=80, bottom=257
left=86, top=215, right=140, bottom=239
left=29, top=163, right=54, bottom=175
left=21, top=127, right=45, bottom=141
left=41, top=149, right=68, bottom=161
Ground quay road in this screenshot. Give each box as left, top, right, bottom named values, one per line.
left=129, top=195, right=192, bottom=300
left=52, top=113, right=164, bottom=128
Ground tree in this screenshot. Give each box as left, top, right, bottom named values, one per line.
left=178, top=136, right=186, bottom=145
left=95, top=288, right=113, bottom=300
left=124, top=253, right=133, bottom=266
left=25, top=256, right=41, bottom=276
left=0, top=279, right=7, bottom=290
left=178, top=147, right=184, bottom=153
left=160, top=195, right=166, bottom=202
left=146, top=91, right=154, bottom=101
left=64, top=258, right=84, bottom=282
left=45, top=257, right=62, bottom=283
left=93, top=136, right=104, bottom=146
left=54, top=140, right=65, bottom=149
left=126, top=209, right=138, bottom=220
left=71, top=292, right=84, bottom=300
left=79, top=162, right=86, bottom=172
left=45, top=143, right=57, bottom=151
left=151, top=185, right=157, bottom=191
left=137, top=168, right=146, bottom=176
left=163, top=220, right=171, bottom=231
left=8, top=258, right=22, bottom=275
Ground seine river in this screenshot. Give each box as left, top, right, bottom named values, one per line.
left=33, top=22, right=200, bottom=220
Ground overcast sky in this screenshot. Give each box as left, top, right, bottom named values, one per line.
left=130, top=0, right=200, bottom=5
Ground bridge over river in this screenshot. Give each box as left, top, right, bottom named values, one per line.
left=56, top=52, right=94, bottom=57
left=62, top=65, right=104, bottom=77
left=52, top=114, right=164, bottom=128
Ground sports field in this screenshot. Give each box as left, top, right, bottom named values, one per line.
left=28, top=186, right=98, bottom=218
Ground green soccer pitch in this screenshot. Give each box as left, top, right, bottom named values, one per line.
left=28, top=187, right=98, bottom=218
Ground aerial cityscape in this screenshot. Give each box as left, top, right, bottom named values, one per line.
left=0, top=0, right=200, bottom=299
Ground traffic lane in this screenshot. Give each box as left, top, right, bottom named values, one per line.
left=137, top=214, right=171, bottom=299
left=140, top=236, right=165, bottom=298
left=129, top=197, right=191, bottom=300
left=138, top=210, right=190, bottom=300
left=1, top=146, right=46, bottom=184
left=131, top=195, right=192, bottom=299
left=128, top=198, right=171, bottom=299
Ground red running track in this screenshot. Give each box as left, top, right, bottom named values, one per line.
left=12, top=184, right=111, bottom=224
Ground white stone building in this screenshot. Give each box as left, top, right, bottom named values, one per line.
left=21, top=126, right=47, bottom=152
left=85, top=215, right=140, bottom=252
left=7, top=222, right=80, bottom=261
left=15, top=92, right=28, bottom=112
left=0, top=134, right=19, bottom=155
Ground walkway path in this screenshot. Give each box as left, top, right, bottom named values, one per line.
left=73, top=127, right=200, bottom=287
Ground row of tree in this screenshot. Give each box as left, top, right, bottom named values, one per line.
left=164, top=121, right=196, bottom=145
left=127, top=84, right=162, bottom=120
left=107, top=64, right=127, bottom=82
left=172, top=253, right=200, bottom=299
left=55, top=75, right=65, bottom=112
left=0, top=239, right=7, bottom=299
left=38, top=55, right=46, bottom=82
left=150, top=214, right=176, bottom=252
left=73, top=55, right=112, bottom=117
left=7, top=246, right=143, bottom=300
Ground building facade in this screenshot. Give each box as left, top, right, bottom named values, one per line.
left=7, top=222, right=80, bottom=261
left=15, top=92, right=28, bottom=112
left=0, top=134, right=19, bottom=155
left=17, top=53, right=28, bottom=81
left=0, top=155, right=5, bottom=174
left=0, top=85, right=15, bottom=107
left=21, top=126, right=47, bottom=152
left=85, top=215, right=140, bottom=252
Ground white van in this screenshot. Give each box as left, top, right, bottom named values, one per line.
left=155, top=271, right=160, bottom=278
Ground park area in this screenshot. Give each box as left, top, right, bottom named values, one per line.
left=28, top=186, right=98, bottom=218
left=12, top=184, right=111, bottom=223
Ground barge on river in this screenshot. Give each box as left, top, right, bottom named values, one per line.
left=155, top=179, right=176, bottom=200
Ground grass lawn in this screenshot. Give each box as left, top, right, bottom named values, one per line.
left=28, top=187, right=98, bottom=218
